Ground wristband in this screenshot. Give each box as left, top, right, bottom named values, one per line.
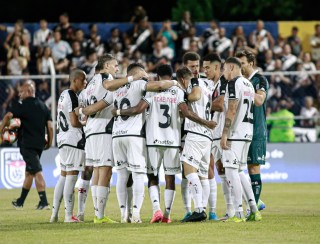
left=116, top=109, right=121, bottom=116
left=172, top=80, right=178, bottom=86
left=190, top=78, right=199, bottom=88
left=79, top=107, right=84, bottom=116
left=127, top=76, right=134, bottom=83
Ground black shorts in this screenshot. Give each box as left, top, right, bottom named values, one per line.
left=20, top=147, right=43, bottom=174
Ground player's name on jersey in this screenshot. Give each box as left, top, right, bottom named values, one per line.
left=152, top=139, right=174, bottom=146
left=153, top=95, right=177, bottom=104
left=244, top=91, right=255, bottom=98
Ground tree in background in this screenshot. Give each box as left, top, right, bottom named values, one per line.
left=172, top=0, right=213, bottom=22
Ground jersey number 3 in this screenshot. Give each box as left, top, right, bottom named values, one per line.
left=159, top=104, right=171, bottom=128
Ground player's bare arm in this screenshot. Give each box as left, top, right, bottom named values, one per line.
left=146, top=80, right=179, bottom=92
left=221, top=99, right=239, bottom=150
left=254, top=90, right=266, bottom=107
left=179, top=102, right=217, bottom=129
left=74, top=100, right=109, bottom=116
left=0, top=112, right=13, bottom=132
left=112, top=100, right=149, bottom=116
left=212, top=95, right=225, bottom=112
left=103, top=69, right=148, bottom=91
left=69, top=111, right=83, bottom=128
left=187, top=78, right=201, bottom=102
left=45, top=120, right=53, bottom=150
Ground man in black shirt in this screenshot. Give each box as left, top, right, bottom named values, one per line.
left=0, top=81, right=53, bottom=210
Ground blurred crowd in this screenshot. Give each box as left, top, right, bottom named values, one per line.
left=0, top=7, right=320, bottom=129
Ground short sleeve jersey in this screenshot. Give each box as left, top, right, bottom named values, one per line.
left=57, top=89, right=84, bottom=149
left=225, top=76, right=255, bottom=141
left=212, top=78, right=226, bottom=140
left=143, top=86, right=186, bottom=147
left=249, top=70, right=269, bottom=141
left=10, top=97, right=52, bottom=150
left=84, top=73, right=114, bottom=138
left=184, top=79, right=213, bottom=140
left=106, top=80, right=147, bottom=138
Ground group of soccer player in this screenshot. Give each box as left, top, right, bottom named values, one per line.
left=50, top=48, right=268, bottom=224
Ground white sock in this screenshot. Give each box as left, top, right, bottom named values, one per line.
left=186, top=173, right=203, bottom=213
left=77, top=179, right=90, bottom=216
left=96, top=186, right=109, bottom=219
left=91, top=185, right=98, bottom=217
left=52, top=175, right=65, bottom=218
left=63, top=175, right=78, bottom=221
left=181, top=178, right=191, bottom=213
left=116, top=168, right=129, bottom=219
left=201, top=179, right=210, bottom=211
left=126, top=186, right=133, bottom=218
left=225, top=168, right=244, bottom=219
left=132, top=172, right=145, bottom=220
left=208, top=178, right=217, bottom=213
left=220, top=174, right=234, bottom=217
left=164, top=189, right=175, bottom=218
left=148, top=185, right=161, bottom=214
left=239, top=171, right=258, bottom=213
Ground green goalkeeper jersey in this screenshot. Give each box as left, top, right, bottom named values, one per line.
left=250, top=71, right=269, bottom=141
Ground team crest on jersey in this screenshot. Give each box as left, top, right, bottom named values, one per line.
left=171, top=89, right=176, bottom=95
left=0, top=148, right=26, bottom=189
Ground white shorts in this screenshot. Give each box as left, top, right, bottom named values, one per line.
left=180, top=133, right=212, bottom=178
left=59, top=146, right=85, bottom=172
left=211, top=139, right=222, bottom=164
left=85, top=134, right=114, bottom=167
left=222, top=141, right=251, bottom=170
left=147, top=147, right=181, bottom=175
left=113, top=137, right=147, bottom=173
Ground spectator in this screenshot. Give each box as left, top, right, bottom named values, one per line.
left=78, top=48, right=97, bottom=81
left=36, top=46, right=55, bottom=75
left=249, top=20, right=275, bottom=66
left=302, top=52, right=317, bottom=81
left=36, top=79, right=51, bottom=104
left=281, top=44, right=297, bottom=71
left=54, top=12, right=74, bottom=43
left=67, top=41, right=85, bottom=70
left=273, top=35, right=286, bottom=59
left=86, top=24, right=101, bottom=47
left=147, top=39, right=171, bottom=72
left=267, top=99, right=295, bottom=142
left=211, top=27, right=232, bottom=61
left=106, top=27, right=125, bottom=52
left=129, top=16, right=154, bottom=57
left=130, top=5, right=147, bottom=24
left=156, top=19, right=178, bottom=55
left=3, top=20, right=31, bottom=50
left=182, top=26, right=202, bottom=54
left=269, top=59, right=291, bottom=100
left=73, top=29, right=88, bottom=55
left=49, top=30, right=72, bottom=73
left=263, top=49, right=275, bottom=71
left=286, top=26, right=302, bottom=57
left=110, top=42, right=124, bottom=63
left=7, top=48, right=28, bottom=76
left=33, top=19, right=54, bottom=48
left=0, top=80, right=14, bottom=118
left=201, top=19, right=219, bottom=56
left=310, top=24, right=320, bottom=62
left=7, top=35, right=30, bottom=62
left=300, top=96, right=320, bottom=128
left=176, top=10, right=194, bottom=40
left=229, top=25, right=248, bottom=56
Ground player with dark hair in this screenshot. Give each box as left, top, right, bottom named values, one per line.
left=236, top=48, right=269, bottom=214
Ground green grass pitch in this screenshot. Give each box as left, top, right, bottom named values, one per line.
left=0, top=183, right=319, bottom=243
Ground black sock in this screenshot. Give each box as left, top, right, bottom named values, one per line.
left=38, top=191, right=48, bottom=205
left=17, top=188, right=30, bottom=205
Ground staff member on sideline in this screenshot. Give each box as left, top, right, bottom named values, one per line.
left=0, top=81, right=53, bottom=210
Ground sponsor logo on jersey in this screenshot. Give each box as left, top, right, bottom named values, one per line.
left=153, top=139, right=174, bottom=145
left=113, top=130, right=128, bottom=136
left=0, top=148, right=26, bottom=189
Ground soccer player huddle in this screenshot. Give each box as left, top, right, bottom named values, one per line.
left=51, top=49, right=268, bottom=224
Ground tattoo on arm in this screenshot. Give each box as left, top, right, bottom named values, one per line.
left=223, top=118, right=232, bottom=135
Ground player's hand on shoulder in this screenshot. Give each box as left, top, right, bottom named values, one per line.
left=133, top=69, right=149, bottom=81
left=206, top=120, right=217, bottom=129
left=111, top=108, right=117, bottom=116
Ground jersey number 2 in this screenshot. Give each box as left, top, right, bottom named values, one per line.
left=242, top=98, right=253, bottom=124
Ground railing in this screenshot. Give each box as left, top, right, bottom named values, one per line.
left=1, top=70, right=320, bottom=145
